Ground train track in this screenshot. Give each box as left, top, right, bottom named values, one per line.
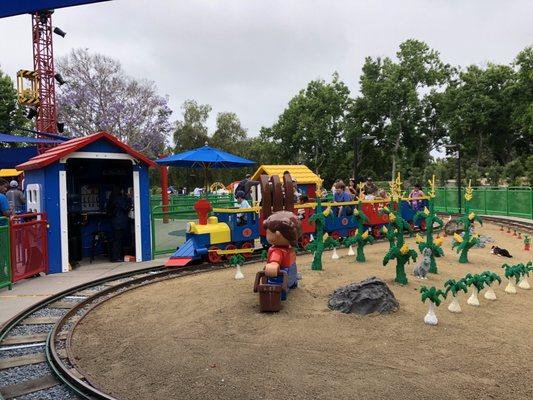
left=1, top=216, right=530, bottom=400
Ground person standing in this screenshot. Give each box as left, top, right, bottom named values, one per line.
left=0, top=179, right=10, bottom=219
left=107, top=187, right=132, bottom=262
left=6, top=180, right=26, bottom=214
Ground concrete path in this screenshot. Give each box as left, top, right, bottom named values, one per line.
left=0, top=257, right=167, bottom=326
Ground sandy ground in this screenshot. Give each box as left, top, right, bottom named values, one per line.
left=71, top=223, right=532, bottom=400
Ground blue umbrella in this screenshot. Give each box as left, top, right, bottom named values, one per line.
left=156, top=143, right=255, bottom=191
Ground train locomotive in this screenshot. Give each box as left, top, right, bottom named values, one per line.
left=165, top=172, right=428, bottom=267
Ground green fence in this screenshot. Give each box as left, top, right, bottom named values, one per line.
left=151, top=205, right=198, bottom=257
left=432, top=187, right=532, bottom=219
left=0, top=217, right=12, bottom=290
left=150, top=194, right=234, bottom=217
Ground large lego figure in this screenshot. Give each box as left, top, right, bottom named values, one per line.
left=263, top=211, right=302, bottom=300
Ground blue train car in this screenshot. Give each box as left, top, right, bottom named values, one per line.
left=400, top=199, right=429, bottom=230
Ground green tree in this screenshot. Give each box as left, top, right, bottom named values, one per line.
left=503, top=159, right=524, bottom=186
left=260, top=73, right=352, bottom=184
left=173, top=99, right=211, bottom=152
left=211, top=112, right=247, bottom=152
left=0, top=68, right=28, bottom=139
left=353, top=40, right=451, bottom=181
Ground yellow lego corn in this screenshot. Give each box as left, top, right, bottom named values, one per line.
left=362, top=230, right=369, bottom=239
left=423, top=207, right=430, bottom=216
left=415, top=233, right=424, bottom=243
left=453, top=232, right=463, bottom=243
left=400, top=243, right=410, bottom=255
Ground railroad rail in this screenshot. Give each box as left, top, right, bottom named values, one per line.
left=0, top=216, right=530, bottom=399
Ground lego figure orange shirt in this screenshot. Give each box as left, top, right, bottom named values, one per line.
left=267, top=246, right=296, bottom=269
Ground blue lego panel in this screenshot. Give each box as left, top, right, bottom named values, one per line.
left=79, top=139, right=126, bottom=154
left=324, top=212, right=355, bottom=238
left=214, top=211, right=259, bottom=244
left=138, top=165, right=152, bottom=260
left=0, top=1, right=110, bottom=19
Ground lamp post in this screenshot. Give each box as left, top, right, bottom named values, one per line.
left=444, top=144, right=462, bottom=213
left=353, top=134, right=376, bottom=181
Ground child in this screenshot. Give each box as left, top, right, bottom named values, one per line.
left=333, top=181, right=352, bottom=217
left=409, top=184, right=424, bottom=210
left=263, top=211, right=302, bottom=299
left=235, top=190, right=251, bottom=225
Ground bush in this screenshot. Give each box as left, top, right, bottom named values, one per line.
left=503, top=159, right=525, bottom=186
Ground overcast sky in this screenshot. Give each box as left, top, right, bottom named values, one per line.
left=0, top=0, right=531, bottom=137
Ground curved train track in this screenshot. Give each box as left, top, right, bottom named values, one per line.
left=0, top=215, right=530, bottom=400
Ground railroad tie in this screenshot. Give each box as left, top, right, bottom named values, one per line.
left=0, top=375, right=59, bottom=399
left=0, top=353, right=46, bottom=370
left=1, top=333, right=48, bottom=346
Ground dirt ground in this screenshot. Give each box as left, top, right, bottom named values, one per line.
left=71, top=223, right=533, bottom=400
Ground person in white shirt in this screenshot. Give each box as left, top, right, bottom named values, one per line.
left=235, top=190, right=250, bottom=225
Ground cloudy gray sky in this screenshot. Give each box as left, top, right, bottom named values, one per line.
left=0, top=0, right=531, bottom=137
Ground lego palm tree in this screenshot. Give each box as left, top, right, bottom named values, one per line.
left=481, top=271, right=502, bottom=300
left=306, top=184, right=331, bottom=271
left=413, top=175, right=445, bottom=274
left=451, top=180, right=483, bottom=263
left=502, top=264, right=521, bottom=294
left=517, top=262, right=532, bottom=290
left=420, top=286, right=447, bottom=325
left=382, top=173, right=418, bottom=285
left=444, top=278, right=468, bottom=313
left=464, top=273, right=489, bottom=306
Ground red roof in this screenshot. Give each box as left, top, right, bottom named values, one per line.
left=16, top=131, right=156, bottom=171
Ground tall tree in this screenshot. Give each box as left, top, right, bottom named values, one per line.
left=211, top=112, right=247, bottom=152
left=261, top=73, right=352, bottom=184
left=353, top=40, right=451, bottom=180
left=56, top=49, right=172, bottom=158
left=173, top=99, right=211, bottom=152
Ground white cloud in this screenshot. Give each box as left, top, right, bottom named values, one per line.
left=0, top=0, right=531, bottom=137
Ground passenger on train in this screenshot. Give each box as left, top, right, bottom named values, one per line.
left=348, top=178, right=359, bottom=198
left=235, top=190, right=251, bottom=225
left=409, top=184, right=425, bottom=209
left=333, top=181, right=353, bottom=217
left=297, top=194, right=309, bottom=220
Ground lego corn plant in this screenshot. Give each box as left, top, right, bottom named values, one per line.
left=502, top=264, right=521, bottom=294
left=444, top=278, right=468, bottom=313
left=420, top=286, right=447, bottom=325
left=481, top=271, right=501, bottom=300
left=524, top=235, right=530, bottom=251
left=382, top=174, right=417, bottom=285
left=464, top=273, right=489, bottom=306
left=413, top=175, right=445, bottom=274
left=451, top=181, right=483, bottom=263
left=306, top=187, right=332, bottom=271
left=322, top=233, right=341, bottom=259
left=344, top=228, right=374, bottom=262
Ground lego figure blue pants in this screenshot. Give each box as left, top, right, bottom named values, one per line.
left=268, top=263, right=297, bottom=301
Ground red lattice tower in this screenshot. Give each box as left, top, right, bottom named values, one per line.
left=32, top=11, right=57, bottom=153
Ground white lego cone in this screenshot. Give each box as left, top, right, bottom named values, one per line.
left=518, top=277, right=530, bottom=290
left=424, top=303, right=438, bottom=325
left=310, top=234, right=314, bottom=242
left=347, top=245, right=355, bottom=256
left=447, top=297, right=462, bottom=313
left=331, top=248, right=339, bottom=260
left=505, top=280, right=517, bottom=294
left=484, top=287, right=497, bottom=300
left=467, top=288, right=480, bottom=306
left=234, top=265, right=244, bottom=280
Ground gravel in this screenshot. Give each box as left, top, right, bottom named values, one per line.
left=28, top=308, right=68, bottom=318
left=13, top=384, right=81, bottom=400
left=5, top=324, right=53, bottom=337
left=0, top=362, right=51, bottom=388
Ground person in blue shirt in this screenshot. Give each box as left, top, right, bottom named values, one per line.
left=333, top=180, right=353, bottom=217
left=0, top=179, right=11, bottom=220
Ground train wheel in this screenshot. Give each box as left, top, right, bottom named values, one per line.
left=372, top=226, right=381, bottom=239
left=409, top=222, right=415, bottom=232
left=208, top=246, right=222, bottom=264
left=348, top=229, right=357, bottom=237
left=241, top=242, right=253, bottom=259
left=224, top=244, right=237, bottom=260
left=419, top=220, right=427, bottom=232
left=299, top=234, right=311, bottom=249
left=331, top=231, right=341, bottom=241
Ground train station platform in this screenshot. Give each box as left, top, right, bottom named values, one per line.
left=0, top=258, right=166, bottom=326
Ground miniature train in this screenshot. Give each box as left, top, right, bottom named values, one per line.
left=165, top=172, right=428, bottom=267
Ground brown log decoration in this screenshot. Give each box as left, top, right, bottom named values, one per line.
left=283, top=171, right=295, bottom=213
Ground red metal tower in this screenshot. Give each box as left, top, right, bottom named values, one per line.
left=32, top=11, right=57, bottom=152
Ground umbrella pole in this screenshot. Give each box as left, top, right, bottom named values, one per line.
left=204, top=167, right=208, bottom=196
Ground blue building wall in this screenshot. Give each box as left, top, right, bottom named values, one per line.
left=23, top=137, right=153, bottom=274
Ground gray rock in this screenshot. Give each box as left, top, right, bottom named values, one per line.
left=328, top=277, right=399, bottom=315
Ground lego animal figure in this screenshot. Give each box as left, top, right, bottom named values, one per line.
left=413, top=248, right=432, bottom=279
left=262, top=211, right=302, bottom=300
left=491, top=246, right=513, bottom=258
